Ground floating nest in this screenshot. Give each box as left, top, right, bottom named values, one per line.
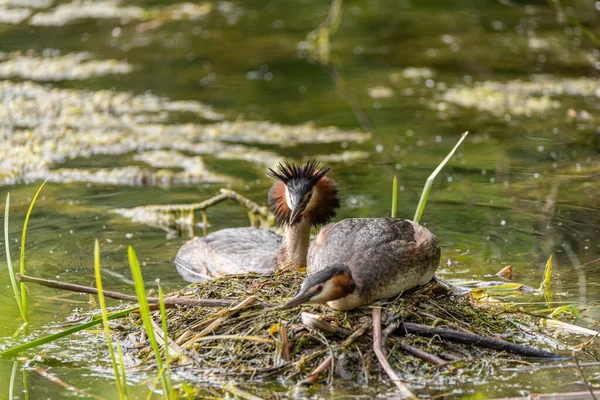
left=113, top=272, right=566, bottom=395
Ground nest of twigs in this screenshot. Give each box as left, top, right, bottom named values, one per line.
left=114, top=273, right=563, bottom=393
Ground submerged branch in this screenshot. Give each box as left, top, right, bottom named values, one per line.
left=17, top=273, right=271, bottom=308
left=397, top=322, right=564, bottom=359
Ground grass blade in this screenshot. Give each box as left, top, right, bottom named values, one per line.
left=413, top=132, right=468, bottom=223
left=94, top=240, right=125, bottom=400
left=157, top=280, right=172, bottom=375
left=540, top=255, right=553, bottom=303
left=5, top=193, right=25, bottom=321
left=540, top=255, right=553, bottom=291
left=20, top=179, right=48, bottom=320
left=9, top=360, right=18, bottom=399
left=127, top=246, right=170, bottom=396
left=391, top=176, right=398, bottom=218
left=116, top=342, right=130, bottom=399
left=0, top=307, right=139, bottom=358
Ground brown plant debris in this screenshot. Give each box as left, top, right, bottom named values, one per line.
left=112, top=273, right=566, bottom=392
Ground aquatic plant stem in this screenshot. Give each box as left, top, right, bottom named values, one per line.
left=0, top=307, right=139, bottom=358
left=156, top=279, right=173, bottom=394
left=372, top=308, right=415, bottom=399
left=9, top=361, right=18, bottom=400
left=573, top=354, right=597, bottom=400
left=20, top=179, right=48, bottom=321
left=540, top=255, right=553, bottom=303
left=116, top=342, right=129, bottom=399
left=391, top=176, right=398, bottom=218
left=413, top=132, right=468, bottom=223
left=4, top=193, right=25, bottom=322
left=94, top=240, right=125, bottom=400
left=127, top=246, right=170, bottom=396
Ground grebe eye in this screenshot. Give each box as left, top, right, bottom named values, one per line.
left=316, top=285, right=322, bottom=293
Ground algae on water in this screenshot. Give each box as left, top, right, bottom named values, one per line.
left=0, top=51, right=133, bottom=81
left=0, top=81, right=370, bottom=186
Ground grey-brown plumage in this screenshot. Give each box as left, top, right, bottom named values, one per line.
left=283, top=218, right=441, bottom=310
left=174, top=228, right=281, bottom=282
left=173, top=160, right=339, bottom=282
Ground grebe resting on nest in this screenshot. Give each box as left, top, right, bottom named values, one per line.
left=283, top=218, right=441, bottom=310
left=174, top=161, right=339, bottom=282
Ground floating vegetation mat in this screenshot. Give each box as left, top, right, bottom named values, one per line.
left=112, top=273, right=572, bottom=393
left=0, top=80, right=370, bottom=186
left=0, top=51, right=132, bottom=81
left=437, top=76, right=600, bottom=116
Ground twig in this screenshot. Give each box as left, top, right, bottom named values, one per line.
left=301, top=326, right=367, bottom=386
left=301, top=312, right=354, bottom=336
left=398, top=323, right=564, bottom=359
left=185, top=297, right=258, bottom=346
left=301, top=355, right=333, bottom=385
left=398, top=342, right=445, bottom=366
left=17, top=273, right=272, bottom=308
left=150, top=318, right=183, bottom=357
left=342, top=326, right=367, bottom=348
left=573, top=354, right=597, bottom=400
left=280, top=323, right=290, bottom=362
left=372, top=309, right=415, bottom=399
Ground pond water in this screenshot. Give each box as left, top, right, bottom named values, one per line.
left=0, top=0, right=599, bottom=398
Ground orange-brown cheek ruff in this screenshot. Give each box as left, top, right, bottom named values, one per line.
left=329, top=272, right=356, bottom=301
left=268, top=181, right=291, bottom=225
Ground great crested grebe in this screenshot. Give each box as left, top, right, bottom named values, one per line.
left=283, top=218, right=441, bottom=310
left=174, top=161, right=340, bottom=282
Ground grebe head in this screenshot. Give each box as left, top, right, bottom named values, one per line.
left=282, top=264, right=355, bottom=308
left=268, top=160, right=339, bottom=226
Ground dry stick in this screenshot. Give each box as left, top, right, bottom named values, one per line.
left=573, top=354, right=597, bottom=400
left=398, top=342, right=445, bottom=366
left=280, top=323, right=290, bottom=363
left=184, top=296, right=258, bottom=346
left=137, top=189, right=270, bottom=218
left=372, top=309, right=415, bottom=399
left=301, top=326, right=367, bottom=385
left=302, top=355, right=333, bottom=385
left=383, top=321, right=446, bottom=365
left=17, top=273, right=273, bottom=308
left=399, top=323, right=563, bottom=359
left=150, top=318, right=184, bottom=357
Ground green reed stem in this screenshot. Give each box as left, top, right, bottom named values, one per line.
left=0, top=307, right=139, bottom=358
left=9, top=360, right=18, bottom=399
left=20, top=179, right=48, bottom=321
left=157, top=280, right=172, bottom=381
left=116, top=342, right=130, bottom=400
left=391, top=176, right=398, bottom=218
left=413, top=132, right=468, bottom=223
left=5, top=194, right=25, bottom=322
left=127, top=246, right=170, bottom=396
left=94, top=240, right=125, bottom=400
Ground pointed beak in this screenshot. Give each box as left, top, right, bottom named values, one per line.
left=289, top=199, right=306, bottom=225
left=282, top=290, right=315, bottom=309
